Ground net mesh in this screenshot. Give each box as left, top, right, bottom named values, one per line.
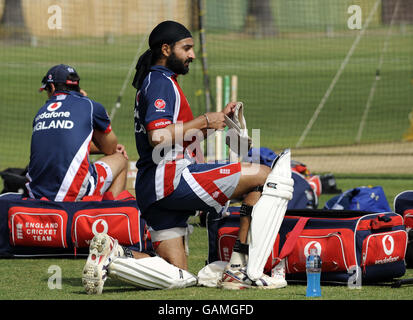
left=0, top=0, right=412, bottom=174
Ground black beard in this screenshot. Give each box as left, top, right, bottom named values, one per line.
left=166, top=52, right=191, bottom=75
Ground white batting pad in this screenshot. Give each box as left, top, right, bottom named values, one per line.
left=108, top=256, right=198, bottom=290
left=225, top=102, right=252, bottom=157
left=247, top=149, right=294, bottom=281
left=197, top=261, right=227, bottom=288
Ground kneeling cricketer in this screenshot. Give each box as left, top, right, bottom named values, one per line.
left=81, top=20, right=294, bottom=293
left=81, top=149, right=293, bottom=294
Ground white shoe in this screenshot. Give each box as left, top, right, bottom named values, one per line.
left=254, top=273, right=287, bottom=289
left=82, top=233, right=122, bottom=295
left=221, top=266, right=287, bottom=290
left=221, top=266, right=252, bottom=290
left=271, top=259, right=287, bottom=287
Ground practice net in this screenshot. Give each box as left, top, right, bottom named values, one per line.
left=0, top=0, right=412, bottom=175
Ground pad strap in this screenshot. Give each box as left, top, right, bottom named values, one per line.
left=240, top=203, right=253, bottom=217
left=121, top=246, right=134, bottom=258
left=233, top=239, right=249, bottom=254
left=252, top=185, right=264, bottom=193
left=121, top=246, right=157, bottom=258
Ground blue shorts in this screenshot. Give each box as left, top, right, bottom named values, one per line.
left=142, top=161, right=241, bottom=232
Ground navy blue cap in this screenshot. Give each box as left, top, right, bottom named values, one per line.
left=39, top=64, right=79, bottom=91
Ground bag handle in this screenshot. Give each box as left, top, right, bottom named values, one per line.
left=81, top=190, right=135, bottom=202
left=81, top=195, right=104, bottom=202
left=80, top=191, right=114, bottom=202
left=370, top=214, right=392, bottom=230
left=277, top=217, right=310, bottom=260
left=114, top=190, right=136, bottom=201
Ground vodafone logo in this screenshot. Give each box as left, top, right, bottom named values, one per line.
left=92, top=219, right=109, bottom=235
left=154, top=99, right=166, bottom=110
left=304, top=241, right=322, bottom=257
left=47, top=102, right=62, bottom=112
left=382, top=235, right=394, bottom=255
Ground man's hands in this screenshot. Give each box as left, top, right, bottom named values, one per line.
left=203, top=102, right=237, bottom=130
left=147, top=102, right=239, bottom=148
left=223, top=101, right=238, bottom=117
left=116, top=144, right=128, bottom=160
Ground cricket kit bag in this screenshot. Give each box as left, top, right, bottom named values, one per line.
left=324, top=186, right=391, bottom=212
left=0, top=191, right=152, bottom=257
left=242, top=147, right=318, bottom=209
left=242, top=147, right=342, bottom=197
left=198, top=170, right=317, bottom=227
left=207, top=207, right=407, bottom=284
left=288, top=171, right=317, bottom=209
left=394, top=190, right=413, bottom=268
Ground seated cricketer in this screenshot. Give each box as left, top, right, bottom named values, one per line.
left=27, top=64, right=128, bottom=201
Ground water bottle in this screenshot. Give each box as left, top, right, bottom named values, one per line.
left=306, top=248, right=322, bottom=297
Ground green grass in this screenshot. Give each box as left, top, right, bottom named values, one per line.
left=0, top=175, right=412, bottom=301
left=1, top=253, right=413, bottom=301
left=1, top=227, right=413, bottom=301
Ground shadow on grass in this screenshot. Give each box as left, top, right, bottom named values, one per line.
left=62, top=277, right=144, bottom=295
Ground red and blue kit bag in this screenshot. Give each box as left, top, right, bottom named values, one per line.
left=0, top=191, right=151, bottom=257
left=394, top=190, right=413, bottom=267
left=207, top=208, right=407, bottom=283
